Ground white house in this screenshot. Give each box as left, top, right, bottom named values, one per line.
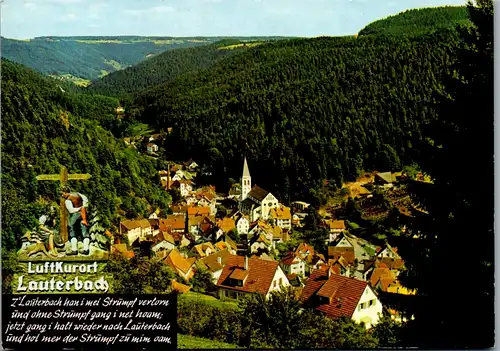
left=216, top=255, right=290, bottom=300
left=147, top=143, right=159, bottom=154
left=119, top=219, right=152, bottom=244
left=280, top=254, right=306, bottom=276
left=172, top=180, right=194, bottom=197
left=327, top=219, right=346, bottom=243
left=270, top=205, right=292, bottom=230
left=234, top=215, right=250, bottom=235
left=300, top=269, right=383, bottom=329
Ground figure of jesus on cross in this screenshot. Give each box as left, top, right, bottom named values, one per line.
left=36, top=166, right=92, bottom=255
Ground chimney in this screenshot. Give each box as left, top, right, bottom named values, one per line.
left=328, top=267, right=332, bottom=278
left=217, top=256, right=222, bottom=265
left=244, top=256, right=249, bottom=270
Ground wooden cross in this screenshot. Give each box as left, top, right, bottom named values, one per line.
left=36, top=166, right=92, bottom=242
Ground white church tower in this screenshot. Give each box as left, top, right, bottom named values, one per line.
left=241, top=157, right=252, bottom=201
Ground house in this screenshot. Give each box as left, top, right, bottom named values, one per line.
left=271, top=228, right=290, bottom=248
left=331, top=233, right=375, bottom=263
left=249, top=234, right=273, bottom=254
left=376, top=244, right=400, bottom=260
left=329, top=256, right=351, bottom=277
left=328, top=246, right=355, bottom=265
left=147, top=143, right=159, bottom=154
left=217, top=218, right=236, bottom=234
left=159, top=216, right=186, bottom=234
left=292, top=213, right=307, bottom=228
left=280, top=254, right=306, bottom=276
left=238, top=158, right=280, bottom=221
left=171, top=206, right=188, bottom=217
left=164, top=249, right=197, bottom=281
left=295, top=243, right=315, bottom=261
left=188, top=206, right=211, bottom=218
left=270, top=206, right=292, bottom=230
left=232, top=212, right=250, bottom=234
left=191, top=242, right=216, bottom=258
left=216, top=255, right=290, bottom=300
left=199, top=249, right=231, bottom=283
left=290, top=201, right=310, bottom=212
left=374, top=172, right=397, bottom=186
left=228, top=184, right=241, bottom=200
left=300, top=269, right=383, bottom=329
left=152, top=232, right=176, bottom=254
left=327, top=220, right=346, bottom=243
left=110, top=243, right=135, bottom=259
left=120, top=219, right=152, bottom=244
left=172, top=180, right=194, bottom=197
left=196, top=191, right=217, bottom=216
left=215, top=234, right=238, bottom=255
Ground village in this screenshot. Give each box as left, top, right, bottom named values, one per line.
left=110, top=147, right=419, bottom=329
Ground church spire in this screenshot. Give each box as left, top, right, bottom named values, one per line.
left=243, top=157, right=251, bottom=178
left=241, top=157, right=252, bottom=202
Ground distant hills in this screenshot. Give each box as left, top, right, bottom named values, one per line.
left=0, top=36, right=292, bottom=82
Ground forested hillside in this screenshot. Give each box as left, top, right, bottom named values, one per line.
left=1, top=36, right=290, bottom=83
left=131, top=27, right=462, bottom=203
left=1, top=59, right=171, bottom=251
left=359, top=6, right=469, bottom=36
left=88, top=40, right=261, bottom=98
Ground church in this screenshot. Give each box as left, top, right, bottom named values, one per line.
left=238, top=158, right=281, bottom=222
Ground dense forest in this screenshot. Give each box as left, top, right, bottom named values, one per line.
left=358, top=6, right=470, bottom=36
left=1, top=59, right=172, bottom=251
left=126, top=26, right=464, bottom=203
left=88, top=40, right=263, bottom=98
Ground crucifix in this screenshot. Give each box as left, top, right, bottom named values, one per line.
left=36, top=166, right=92, bottom=242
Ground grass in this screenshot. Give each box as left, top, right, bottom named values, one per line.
left=218, top=42, right=263, bottom=50
left=177, top=334, right=242, bottom=349
left=99, top=70, right=109, bottom=78
left=179, top=291, right=240, bottom=310
left=48, top=74, right=91, bottom=87
left=104, top=59, right=123, bottom=70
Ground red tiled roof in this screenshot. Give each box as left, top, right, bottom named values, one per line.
left=120, top=219, right=151, bottom=231
left=369, top=267, right=395, bottom=287
left=188, top=206, right=211, bottom=217
left=296, top=243, right=315, bottom=257
left=216, top=255, right=280, bottom=295
left=280, top=254, right=301, bottom=266
left=160, top=216, right=185, bottom=231
left=300, top=270, right=368, bottom=319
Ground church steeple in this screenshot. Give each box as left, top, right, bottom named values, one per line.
left=241, top=157, right=251, bottom=201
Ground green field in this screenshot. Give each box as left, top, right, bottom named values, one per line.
left=179, top=292, right=240, bottom=310
left=177, top=334, right=242, bottom=349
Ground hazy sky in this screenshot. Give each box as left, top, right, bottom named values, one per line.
left=1, top=0, right=466, bottom=39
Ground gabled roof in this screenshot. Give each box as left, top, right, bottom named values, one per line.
left=376, top=258, right=405, bottom=270
left=280, top=253, right=303, bottom=266
left=248, top=185, right=270, bottom=202
left=192, top=242, right=215, bottom=257
left=300, top=270, right=369, bottom=319
left=250, top=234, right=271, bottom=247
left=216, top=255, right=282, bottom=295
left=369, top=267, right=396, bottom=288
left=164, top=249, right=196, bottom=276
left=160, top=216, right=185, bottom=231
left=110, top=244, right=135, bottom=259
left=187, top=206, right=211, bottom=217
left=120, top=219, right=151, bottom=231
left=329, top=220, right=346, bottom=230
left=296, top=243, right=315, bottom=257
left=328, top=246, right=355, bottom=265
left=270, top=206, right=292, bottom=220
left=375, top=172, right=397, bottom=184
left=217, top=218, right=236, bottom=233
left=199, top=249, right=231, bottom=272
